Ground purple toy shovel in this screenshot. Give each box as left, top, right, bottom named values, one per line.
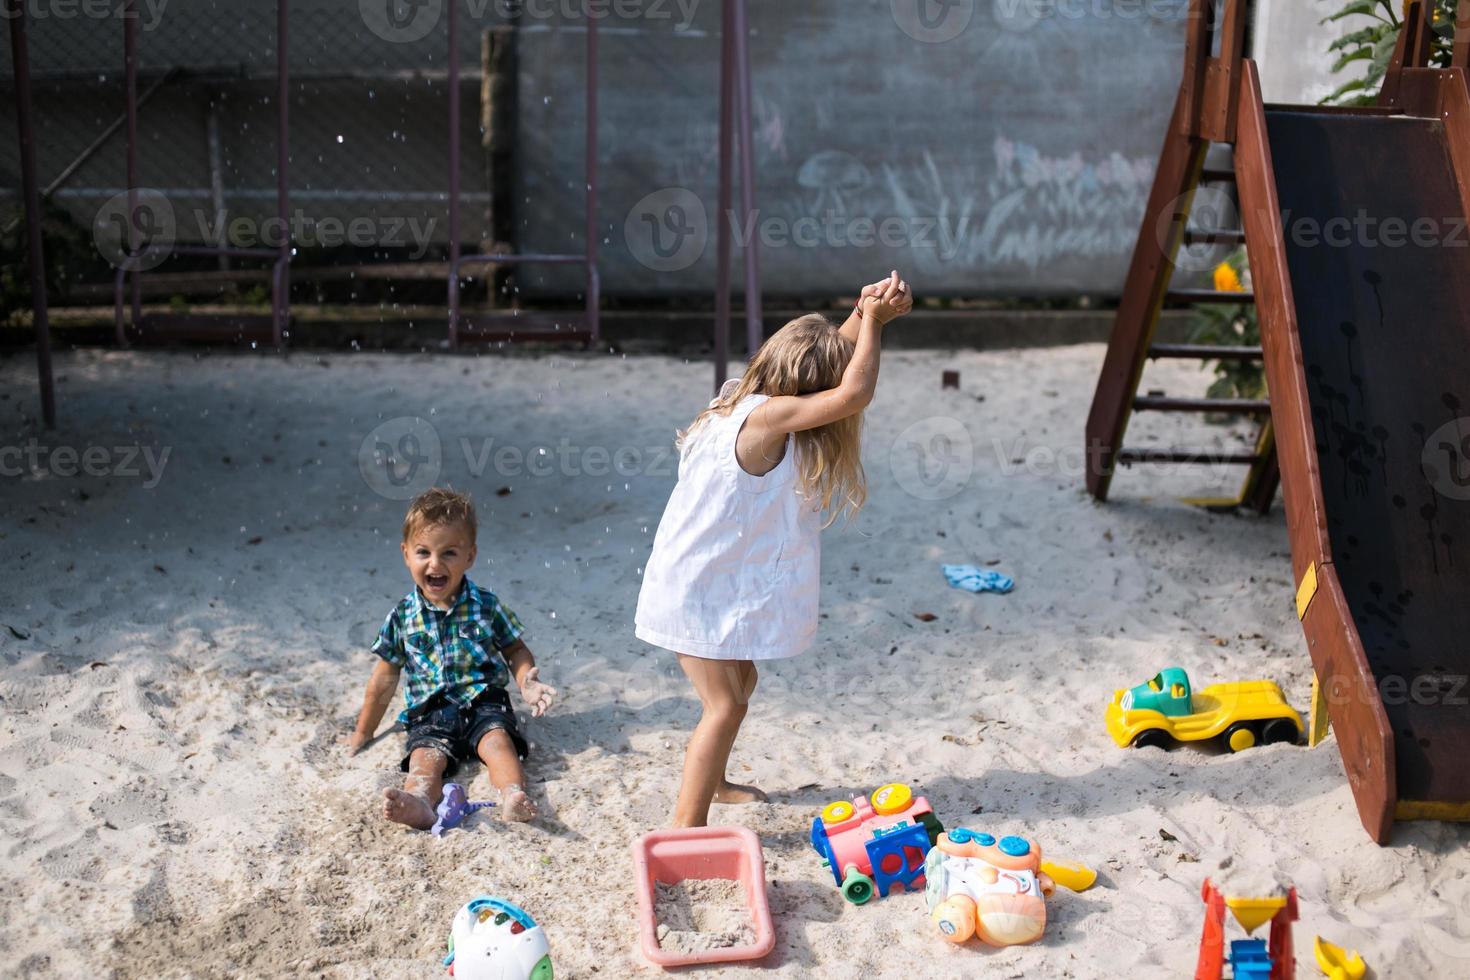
left=431, top=782, right=496, bottom=836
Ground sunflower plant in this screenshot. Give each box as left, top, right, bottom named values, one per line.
left=1187, top=251, right=1265, bottom=406
left=1320, top=0, right=1462, bottom=106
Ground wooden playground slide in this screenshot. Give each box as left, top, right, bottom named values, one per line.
left=1234, top=60, right=1470, bottom=843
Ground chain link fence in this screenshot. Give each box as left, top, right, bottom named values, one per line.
left=1, top=0, right=524, bottom=309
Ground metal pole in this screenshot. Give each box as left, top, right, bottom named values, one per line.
left=7, top=0, right=56, bottom=428
left=125, top=1, right=141, bottom=334
left=448, top=0, right=462, bottom=348
left=713, top=0, right=734, bottom=391
left=207, top=94, right=230, bottom=271
left=584, top=13, right=599, bottom=346
left=274, top=0, right=290, bottom=347
left=732, top=0, right=761, bottom=357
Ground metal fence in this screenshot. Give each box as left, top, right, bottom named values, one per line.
left=1, top=1, right=496, bottom=260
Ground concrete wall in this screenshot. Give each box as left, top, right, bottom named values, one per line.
left=1253, top=0, right=1366, bottom=104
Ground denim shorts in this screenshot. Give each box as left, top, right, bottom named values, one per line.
left=401, top=687, right=528, bottom=776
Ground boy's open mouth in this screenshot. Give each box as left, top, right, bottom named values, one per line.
left=425, top=573, right=451, bottom=591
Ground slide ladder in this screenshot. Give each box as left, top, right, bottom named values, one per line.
left=1084, top=0, right=1278, bottom=512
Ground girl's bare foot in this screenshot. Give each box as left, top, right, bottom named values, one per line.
left=499, top=783, right=538, bottom=822
left=383, top=787, right=437, bottom=830
left=713, top=780, right=767, bottom=805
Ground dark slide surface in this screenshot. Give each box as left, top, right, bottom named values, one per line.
left=1266, top=110, right=1470, bottom=805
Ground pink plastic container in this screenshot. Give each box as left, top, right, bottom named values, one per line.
left=631, top=825, right=776, bottom=968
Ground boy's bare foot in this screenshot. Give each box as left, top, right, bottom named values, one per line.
left=499, top=784, right=538, bottom=822
left=713, top=781, right=767, bottom=805
left=383, top=787, right=436, bottom=830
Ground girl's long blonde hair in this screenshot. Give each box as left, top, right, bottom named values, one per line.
left=678, top=313, right=866, bottom=523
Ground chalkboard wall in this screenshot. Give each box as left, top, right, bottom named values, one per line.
left=515, top=1, right=1189, bottom=299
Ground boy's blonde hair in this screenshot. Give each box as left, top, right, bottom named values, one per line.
left=680, top=313, right=866, bottom=524
left=402, top=487, right=477, bottom=543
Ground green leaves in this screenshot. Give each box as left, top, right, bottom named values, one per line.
left=1322, top=1, right=1390, bottom=24
left=1319, top=0, right=1462, bottom=106
left=1187, top=250, right=1266, bottom=409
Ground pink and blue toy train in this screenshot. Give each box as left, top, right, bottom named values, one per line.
left=809, top=782, right=945, bottom=904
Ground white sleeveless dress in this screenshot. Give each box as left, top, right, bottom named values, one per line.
left=635, top=392, right=822, bottom=660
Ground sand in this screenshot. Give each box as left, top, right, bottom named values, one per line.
left=2, top=345, right=1469, bottom=979
left=654, top=878, right=756, bottom=954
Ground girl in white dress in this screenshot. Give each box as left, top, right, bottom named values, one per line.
left=636, top=271, right=912, bottom=826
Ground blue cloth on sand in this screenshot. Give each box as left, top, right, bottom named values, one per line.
left=942, top=564, right=1014, bottom=594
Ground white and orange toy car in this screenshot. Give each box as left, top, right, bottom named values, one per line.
left=923, top=829, right=1054, bottom=947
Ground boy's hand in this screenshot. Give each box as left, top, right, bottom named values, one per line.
left=341, top=729, right=371, bottom=756
left=860, top=270, right=911, bottom=324
left=518, top=667, right=558, bottom=718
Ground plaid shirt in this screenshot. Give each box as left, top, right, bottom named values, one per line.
left=372, top=577, right=526, bottom=722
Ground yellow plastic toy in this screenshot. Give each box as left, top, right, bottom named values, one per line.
left=1105, top=667, right=1303, bottom=752
left=1040, top=860, right=1097, bottom=893
left=1314, top=936, right=1367, bottom=980
left=1226, top=894, right=1288, bottom=934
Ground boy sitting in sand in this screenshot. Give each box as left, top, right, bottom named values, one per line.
left=344, top=487, right=556, bottom=827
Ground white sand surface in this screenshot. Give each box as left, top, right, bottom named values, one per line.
left=1, top=345, right=1467, bottom=978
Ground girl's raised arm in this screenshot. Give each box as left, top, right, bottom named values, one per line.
left=839, top=271, right=912, bottom=345
left=756, top=275, right=908, bottom=435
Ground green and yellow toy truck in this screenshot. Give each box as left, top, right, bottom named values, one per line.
left=1105, top=667, right=1303, bottom=752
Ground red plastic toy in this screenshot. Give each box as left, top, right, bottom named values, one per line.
left=1195, top=877, right=1298, bottom=980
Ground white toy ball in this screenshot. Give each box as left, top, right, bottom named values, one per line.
left=444, top=897, right=553, bottom=980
